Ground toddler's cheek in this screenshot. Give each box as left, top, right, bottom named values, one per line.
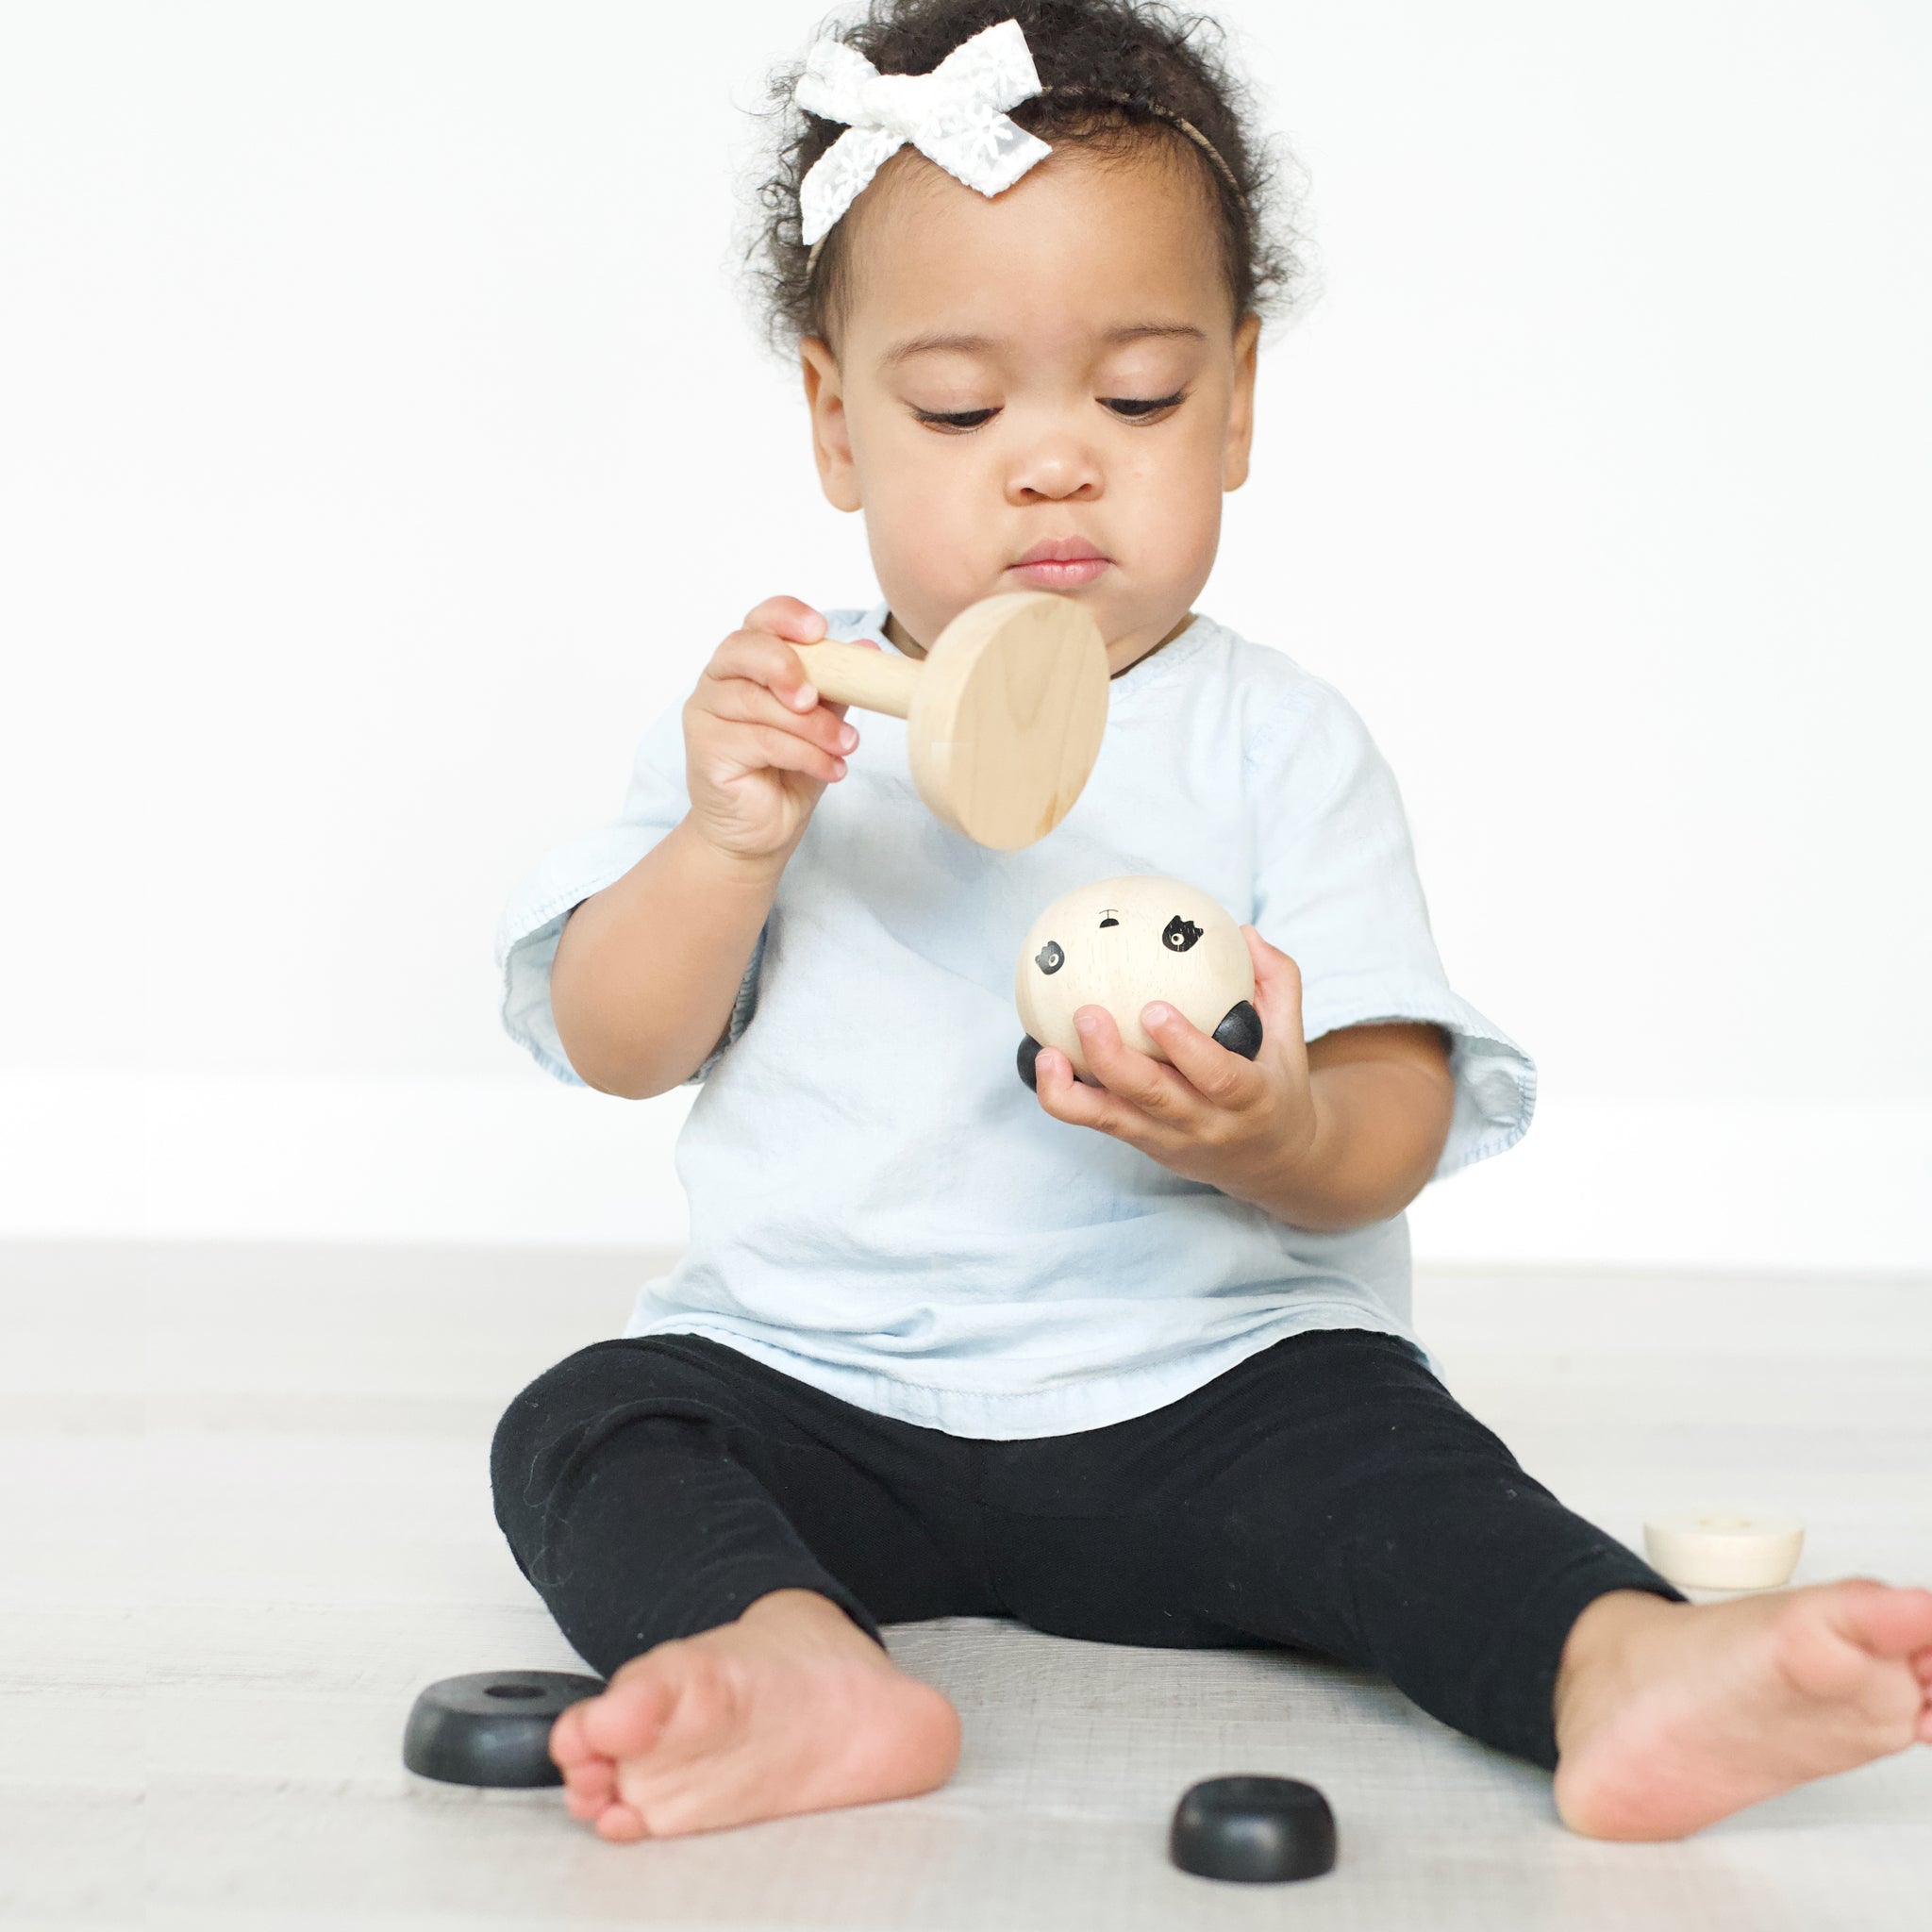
left=856, top=461, right=1001, bottom=611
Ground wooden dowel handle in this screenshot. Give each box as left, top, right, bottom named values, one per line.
left=788, top=640, right=917, bottom=720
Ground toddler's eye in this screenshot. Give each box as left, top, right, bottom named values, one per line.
left=1102, top=390, right=1187, bottom=422
left=914, top=406, right=999, bottom=433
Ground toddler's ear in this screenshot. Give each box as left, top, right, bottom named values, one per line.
left=800, top=338, right=862, bottom=513
left=1223, top=312, right=1262, bottom=493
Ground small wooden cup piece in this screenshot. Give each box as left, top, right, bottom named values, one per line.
left=1642, top=1512, right=1806, bottom=1591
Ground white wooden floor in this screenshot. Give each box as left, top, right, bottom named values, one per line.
left=4, top=1242, right=1928, bottom=1932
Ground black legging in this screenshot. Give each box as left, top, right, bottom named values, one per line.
left=490, top=1325, right=1680, bottom=1770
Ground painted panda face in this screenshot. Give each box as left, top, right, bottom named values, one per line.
left=1036, top=908, right=1202, bottom=966
left=1014, top=874, right=1255, bottom=1078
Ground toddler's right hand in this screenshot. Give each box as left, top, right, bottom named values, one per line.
left=682, top=596, right=872, bottom=866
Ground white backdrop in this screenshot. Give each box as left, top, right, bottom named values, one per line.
left=5, top=0, right=1928, bottom=1268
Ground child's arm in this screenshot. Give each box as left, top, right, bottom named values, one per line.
left=1029, top=924, right=1456, bottom=1233
left=550, top=597, right=860, bottom=1099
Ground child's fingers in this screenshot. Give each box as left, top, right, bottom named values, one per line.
left=702, top=674, right=859, bottom=761
left=705, top=629, right=829, bottom=716
left=735, top=597, right=858, bottom=720
left=740, top=594, right=826, bottom=644
left=1032, top=1045, right=1135, bottom=1137
left=1243, top=926, right=1307, bottom=1065
left=697, top=721, right=848, bottom=789
left=1069, top=1006, right=1197, bottom=1122
left=738, top=593, right=886, bottom=663
left=1141, top=1003, right=1262, bottom=1110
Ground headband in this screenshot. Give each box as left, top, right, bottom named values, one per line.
left=793, top=17, right=1239, bottom=274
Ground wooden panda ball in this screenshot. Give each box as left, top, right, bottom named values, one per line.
left=1015, top=874, right=1261, bottom=1086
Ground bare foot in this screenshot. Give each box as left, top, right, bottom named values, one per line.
left=544, top=1588, right=961, bottom=1840
left=1552, top=1578, right=1932, bottom=1840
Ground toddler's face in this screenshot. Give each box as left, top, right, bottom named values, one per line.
left=800, top=142, right=1260, bottom=674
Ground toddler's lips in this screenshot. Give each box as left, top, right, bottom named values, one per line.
left=1007, top=550, right=1112, bottom=589
left=1008, top=557, right=1110, bottom=589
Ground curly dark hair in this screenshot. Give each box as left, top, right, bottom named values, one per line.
left=743, top=0, right=1308, bottom=353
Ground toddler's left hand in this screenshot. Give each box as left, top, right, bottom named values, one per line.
left=1030, top=925, right=1316, bottom=1211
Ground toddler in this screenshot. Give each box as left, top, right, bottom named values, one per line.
left=491, top=0, right=1932, bottom=1846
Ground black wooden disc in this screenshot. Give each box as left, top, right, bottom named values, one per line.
left=1169, top=1774, right=1337, bottom=1882
left=402, top=1670, right=606, bottom=1788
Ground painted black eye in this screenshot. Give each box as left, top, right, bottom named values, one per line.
left=1035, top=940, right=1065, bottom=974
left=1163, top=916, right=1203, bottom=953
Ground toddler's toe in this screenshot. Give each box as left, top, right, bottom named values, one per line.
left=548, top=1699, right=598, bottom=1773
left=581, top=1664, right=680, bottom=1761
left=593, top=1799, right=649, bottom=1843
left=561, top=1753, right=617, bottom=1810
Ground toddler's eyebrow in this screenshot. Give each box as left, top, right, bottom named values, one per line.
left=883, top=322, right=1207, bottom=366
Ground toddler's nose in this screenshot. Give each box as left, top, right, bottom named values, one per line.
left=1007, top=433, right=1102, bottom=504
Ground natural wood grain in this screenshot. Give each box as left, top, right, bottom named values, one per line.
left=792, top=591, right=1109, bottom=849
left=782, top=640, right=919, bottom=718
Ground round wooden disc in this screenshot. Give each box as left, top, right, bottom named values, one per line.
left=907, top=592, right=1109, bottom=850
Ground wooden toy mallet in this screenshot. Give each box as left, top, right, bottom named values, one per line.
left=788, top=591, right=1110, bottom=850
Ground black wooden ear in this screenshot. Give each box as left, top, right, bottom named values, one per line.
left=1212, top=1001, right=1263, bottom=1059
left=1017, top=1035, right=1043, bottom=1091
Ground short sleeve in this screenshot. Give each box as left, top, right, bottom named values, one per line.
left=492, top=700, right=766, bottom=1090
left=1246, top=681, right=1536, bottom=1178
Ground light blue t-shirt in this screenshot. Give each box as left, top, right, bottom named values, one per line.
left=496, top=603, right=1535, bottom=1439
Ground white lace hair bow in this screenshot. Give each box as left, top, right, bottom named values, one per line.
left=793, top=18, right=1052, bottom=247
